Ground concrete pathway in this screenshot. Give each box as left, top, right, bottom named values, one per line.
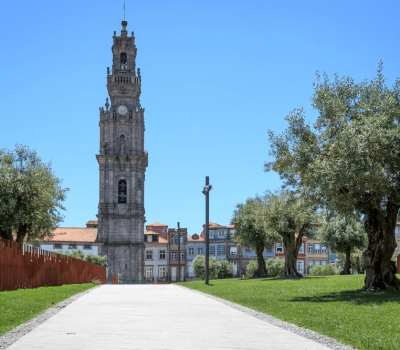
left=8, top=285, right=332, bottom=350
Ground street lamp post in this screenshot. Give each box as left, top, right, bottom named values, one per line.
left=177, top=222, right=181, bottom=283
left=202, top=176, right=212, bottom=285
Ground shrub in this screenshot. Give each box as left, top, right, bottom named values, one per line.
left=216, top=259, right=234, bottom=279
left=266, top=258, right=285, bottom=277
left=322, top=264, right=338, bottom=276
left=309, top=265, right=323, bottom=276
left=309, top=264, right=338, bottom=276
left=245, top=260, right=258, bottom=277
left=92, top=278, right=101, bottom=285
left=192, top=255, right=218, bottom=280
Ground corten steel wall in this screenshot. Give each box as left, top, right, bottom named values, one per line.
left=0, top=238, right=106, bottom=291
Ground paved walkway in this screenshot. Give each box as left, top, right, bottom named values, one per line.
left=8, top=285, right=331, bottom=350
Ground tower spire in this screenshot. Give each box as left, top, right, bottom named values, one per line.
left=124, top=1, right=125, bottom=20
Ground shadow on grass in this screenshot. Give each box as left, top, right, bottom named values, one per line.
left=291, top=289, right=400, bottom=305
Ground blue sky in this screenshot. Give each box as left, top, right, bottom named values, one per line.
left=1, top=0, right=399, bottom=235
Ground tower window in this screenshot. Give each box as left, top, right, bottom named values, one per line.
left=120, top=52, right=127, bottom=64
left=118, top=180, right=127, bottom=203
left=138, top=179, right=142, bottom=190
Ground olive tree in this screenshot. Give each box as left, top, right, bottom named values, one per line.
left=319, top=216, right=367, bottom=275
left=266, top=63, right=400, bottom=290
left=0, top=145, right=68, bottom=243
left=262, top=190, right=319, bottom=277
left=231, top=196, right=278, bottom=277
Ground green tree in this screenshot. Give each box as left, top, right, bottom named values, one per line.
left=231, top=196, right=278, bottom=277
left=192, top=255, right=218, bottom=280
left=54, top=249, right=108, bottom=267
left=262, top=190, right=319, bottom=277
left=85, top=253, right=108, bottom=268
left=0, top=145, right=68, bottom=243
left=266, top=63, right=400, bottom=291
left=319, top=216, right=367, bottom=275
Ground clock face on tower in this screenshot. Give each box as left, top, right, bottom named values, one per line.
left=118, top=105, right=128, bottom=115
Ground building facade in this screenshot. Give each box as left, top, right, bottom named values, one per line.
left=168, top=227, right=187, bottom=281
left=96, top=19, right=148, bottom=282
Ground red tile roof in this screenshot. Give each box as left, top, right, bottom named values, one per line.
left=42, top=227, right=98, bottom=243
left=144, top=230, right=159, bottom=235
left=146, top=222, right=168, bottom=227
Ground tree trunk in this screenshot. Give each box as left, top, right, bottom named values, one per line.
left=282, top=234, right=303, bottom=277
left=342, top=247, right=351, bottom=275
left=0, top=227, right=13, bottom=241
left=362, top=205, right=400, bottom=291
left=252, top=244, right=268, bottom=278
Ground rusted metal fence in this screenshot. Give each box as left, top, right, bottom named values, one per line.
left=0, top=238, right=106, bottom=291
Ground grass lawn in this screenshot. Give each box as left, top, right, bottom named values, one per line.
left=178, top=275, right=400, bottom=350
left=0, top=283, right=96, bottom=336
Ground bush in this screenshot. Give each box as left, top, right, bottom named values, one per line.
left=309, top=265, right=323, bottom=276
left=322, top=264, right=338, bottom=276
left=266, top=258, right=285, bottom=277
left=246, top=258, right=285, bottom=277
left=246, top=260, right=258, bottom=277
left=216, top=259, right=234, bottom=279
left=309, top=264, right=338, bottom=276
left=192, top=255, right=218, bottom=280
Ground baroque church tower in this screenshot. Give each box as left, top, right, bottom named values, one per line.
left=96, top=19, right=147, bottom=282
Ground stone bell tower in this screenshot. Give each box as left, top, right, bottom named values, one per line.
left=96, top=19, right=148, bottom=282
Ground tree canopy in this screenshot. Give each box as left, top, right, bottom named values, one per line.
left=231, top=196, right=278, bottom=277
left=266, top=63, right=400, bottom=290
left=0, top=145, right=68, bottom=243
left=319, top=216, right=367, bottom=274
left=262, top=190, right=319, bottom=277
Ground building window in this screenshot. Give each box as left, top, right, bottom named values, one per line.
left=188, top=247, right=194, bottom=255
left=171, top=251, right=177, bottom=260
left=118, top=180, right=127, bottom=203
left=297, top=261, right=304, bottom=274
left=146, top=251, right=152, bottom=260
left=218, top=230, right=225, bottom=237
left=315, top=260, right=320, bottom=265
left=180, top=251, right=184, bottom=260
left=315, top=244, right=321, bottom=254
left=171, top=235, right=176, bottom=244
left=180, top=267, right=184, bottom=279
left=83, top=244, right=91, bottom=250
left=209, top=246, right=215, bottom=255
left=180, top=236, right=184, bottom=244
left=209, top=230, right=214, bottom=239
left=321, top=261, right=327, bottom=266
left=321, top=245, right=327, bottom=254
left=217, top=245, right=225, bottom=255
left=69, top=244, right=76, bottom=249
left=120, top=52, right=127, bottom=64
left=54, top=243, right=61, bottom=249
left=159, top=266, right=166, bottom=278
left=266, top=247, right=273, bottom=253
left=162, top=227, right=166, bottom=232
left=197, top=247, right=203, bottom=255
left=230, top=246, right=237, bottom=255
left=308, top=261, right=313, bottom=269
left=276, top=243, right=283, bottom=254
left=145, top=266, right=152, bottom=279
left=308, top=244, right=314, bottom=254
left=159, top=250, right=166, bottom=259
left=298, top=243, right=304, bottom=254
left=137, top=179, right=142, bottom=190
left=147, top=235, right=152, bottom=242
left=245, top=247, right=252, bottom=253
